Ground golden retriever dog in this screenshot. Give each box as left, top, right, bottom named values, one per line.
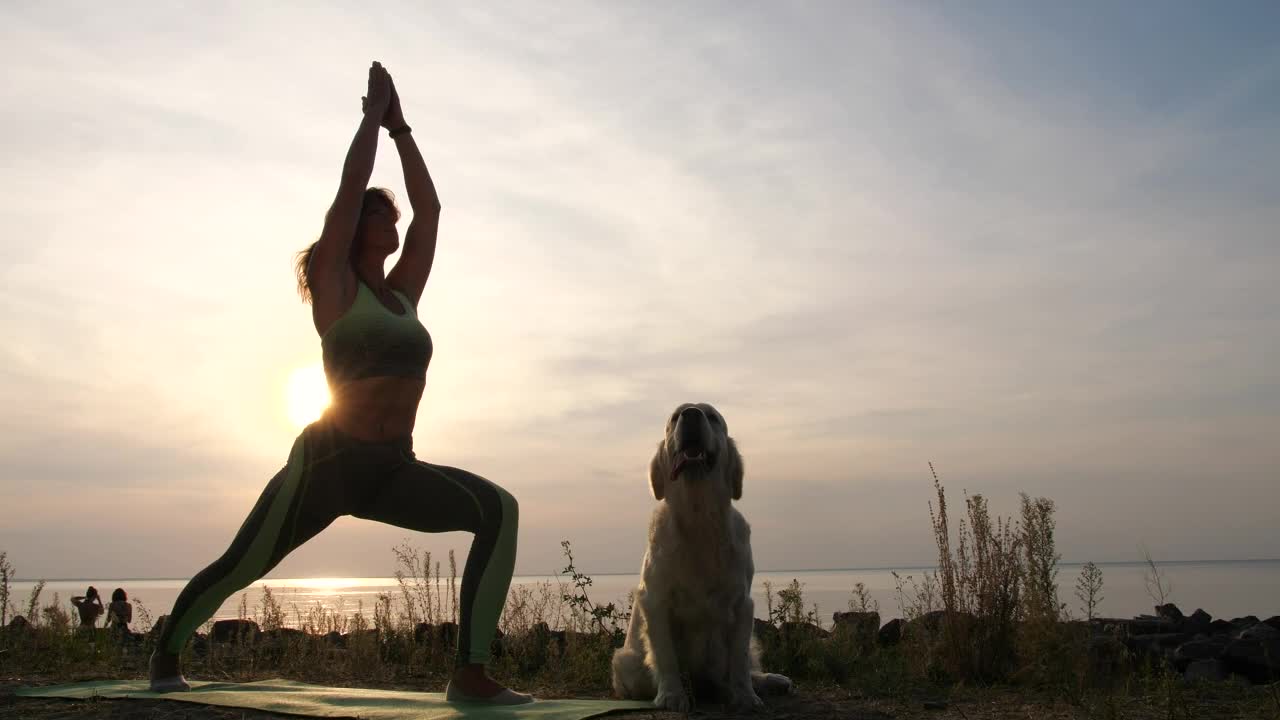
left=611, top=402, right=793, bottom=711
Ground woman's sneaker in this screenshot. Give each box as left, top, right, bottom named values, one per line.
left=148, top=651, right=191, bottom=693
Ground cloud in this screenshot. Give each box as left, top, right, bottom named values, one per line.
left=1, top=2, right=1277, bottom=579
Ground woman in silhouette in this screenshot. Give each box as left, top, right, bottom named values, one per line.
left=70, top=586, right=103, bottom=628
left=106, top=587, right=132, bottom=638
left=150, top=62, right=529, bottom=705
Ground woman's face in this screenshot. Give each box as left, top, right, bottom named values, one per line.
left=357, top=201, right=400, bottom=256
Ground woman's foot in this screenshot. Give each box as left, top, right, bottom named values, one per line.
left=445, top=664, right=533, bottom=705
left=148, top=651, right=191, bottom=693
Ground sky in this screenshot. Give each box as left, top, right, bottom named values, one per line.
left=1, top=1, right=1277, bottom=581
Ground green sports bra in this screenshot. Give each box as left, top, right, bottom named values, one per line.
left=321, top=281, right=433, bottom=386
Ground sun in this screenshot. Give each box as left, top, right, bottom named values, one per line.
left=286, top=364, right=330, bottom=428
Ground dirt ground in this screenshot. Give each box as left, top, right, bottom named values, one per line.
left=0, top=690, right=967, bottom=720
left=0, top=677, right=1010, bottom=720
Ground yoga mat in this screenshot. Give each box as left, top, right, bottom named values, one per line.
left=17, top=679, right=654, bottom=720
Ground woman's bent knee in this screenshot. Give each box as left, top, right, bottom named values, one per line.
left=499, top=486, right=518, bottom=517
left=472, top=473, right=517, bottom=522
left=493, top=485, right=518, bottom=526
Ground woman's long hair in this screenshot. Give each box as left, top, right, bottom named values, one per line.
left=295, top=187, right=401, bottom=303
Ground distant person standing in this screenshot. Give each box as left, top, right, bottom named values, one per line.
left=106, top=588, right=133, bottom=637
left=70, top=586, right=104, bottom=628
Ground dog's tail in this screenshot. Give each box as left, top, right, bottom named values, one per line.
left=611, top=646, right=655, bottom=700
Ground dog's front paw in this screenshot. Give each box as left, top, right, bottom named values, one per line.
left=653, top=687, right=690, bottom=712
left=729, top=688, right=764, bottom=710
left=752, top=671, right=795, bottom=696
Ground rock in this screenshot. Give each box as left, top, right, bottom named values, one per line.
left=1208, top=619, right=1235, bottom=635
left=345, top=628, right=380, bottom=646
left=490, top=627, right=506, bottom=658
left=1173, top=637, right=1230, bottom=670
left=1223, top=637, right=1280, bottom=684
left=211, top=619, right=260, bottom=643
left=1132, top=633, right=1190, bottom=651
left=1229, top=616, right=1260, bottom=630
left=529, top=621, right=550, bottom=643
left=878, top=618, right=903, bottom=646
left=1184, top=659, right=1227, bottom=682
left=4, top=616, right=33, bottom=640
left=1265, top=616, right=1280, bottom=632
left=501, top=626, right=549, bottom=672
left=255, top=628, right=306, bottom=659
left=261, top=627, right=306, bottom=644
left=1088, top=635, right=1129, bottom=676
left=903, top=609, right=974, bottom=639
left=833, top=610, right=880, bottom=629
left=753, top=618, right=779, bottom=646
left=780, top=621, right=829, bottom=642
left=1155, top=604, right=1185, bottom=623
left=1184, top=609, right=1212, bottom=635
left=1128, top=633, right=1190, bottom=664
left=1240, top=623, right=1280, bottom=641
left=1062, top=619, right=1092, bottom=642
left=2, top=616, right=34, bottom=645
left=323, top=630, right=345, bottom=647
left=547, top=625, right=568, bottom=653
left=436, top=622, right=458, bottom=647
left=832, top=611, right=880, bottom=644
left=149, top=615, right=168, bottom=642
left=412, top=622, right=459, bottom=648
left=568, top=630, right=595, bottom=646
left=1093, top=617, right=1126, bottom=634
left=919, top=610, right=948, bottom=632
left=525, top=622, right=571, bottom=654
left=1125, top=616, right=1180, bottom=635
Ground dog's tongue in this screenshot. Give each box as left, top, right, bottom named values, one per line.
left=672, top=455, right=688, bottom=482
left=671, top=451, right=704, bottom=482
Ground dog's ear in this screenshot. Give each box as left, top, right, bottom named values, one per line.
left=726, top=436, right=744, bottom=500
left=649, top=442, right=669, bottom=500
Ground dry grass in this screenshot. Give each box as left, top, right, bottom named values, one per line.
left=3, top=476, right=1277, bottom=719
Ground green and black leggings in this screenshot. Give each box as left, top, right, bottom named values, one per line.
left=157, top=417, right=518, bottom=665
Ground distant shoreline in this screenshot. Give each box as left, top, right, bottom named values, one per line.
left=13, top=557, right=1280, bottom=583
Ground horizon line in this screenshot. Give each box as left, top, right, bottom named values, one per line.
left=13, top=557, right=1280, bottom=583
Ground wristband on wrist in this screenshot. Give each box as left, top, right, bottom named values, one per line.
left=389, top=125, right=412, bottom=138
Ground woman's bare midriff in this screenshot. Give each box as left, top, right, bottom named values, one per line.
left=327, top=376, right=426, bottom=441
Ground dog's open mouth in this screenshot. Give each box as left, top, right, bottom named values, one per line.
left=671, top=450, right=715, bottom=481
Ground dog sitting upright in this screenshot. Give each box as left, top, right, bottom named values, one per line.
left=611, top=402, right=792, bottom=711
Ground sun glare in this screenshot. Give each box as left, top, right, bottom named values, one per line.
left=294, top=577, right=350, bottom=590
left=286, top=364, right=330, bottom=428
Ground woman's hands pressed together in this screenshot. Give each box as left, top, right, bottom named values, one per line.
left=361, top=61, right=393, bottom=122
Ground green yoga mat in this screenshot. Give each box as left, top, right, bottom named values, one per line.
left=16, top=679, right=654, bottom=720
